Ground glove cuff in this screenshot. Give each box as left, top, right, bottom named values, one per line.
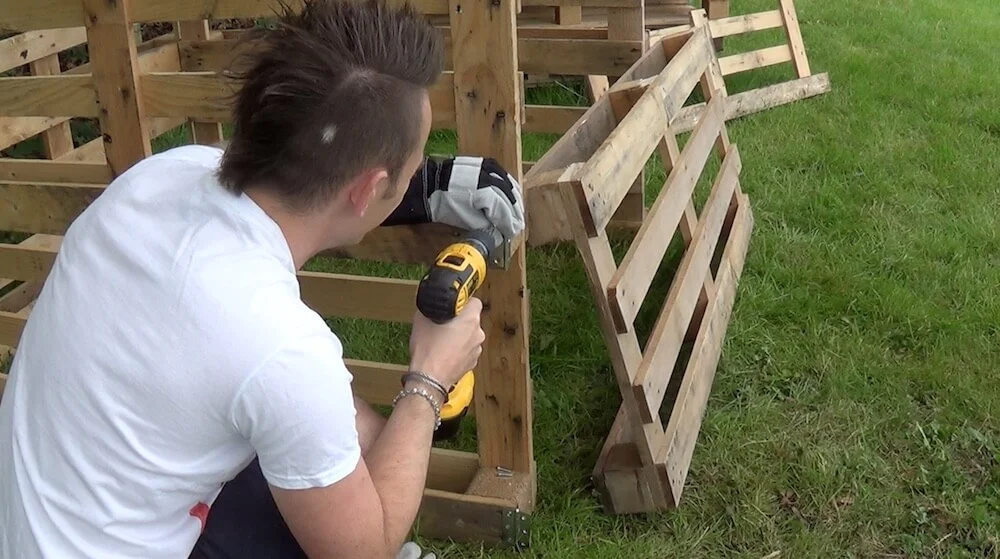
left=382, top=157, right=437, bottom=226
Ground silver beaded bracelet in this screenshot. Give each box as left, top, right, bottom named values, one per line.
left=392, top=386, right=442, bottom=431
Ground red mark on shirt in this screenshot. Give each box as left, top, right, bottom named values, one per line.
left=189, top=502, right=210, bottom=532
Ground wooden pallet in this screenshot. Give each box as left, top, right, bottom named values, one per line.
left=526, top=22, right=753, bottom=513
left=660, top=2, right=832, bottom=133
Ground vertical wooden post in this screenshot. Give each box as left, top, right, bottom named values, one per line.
left=778, top=0, right=812, bottom=79
left=82, top=0, right=151, bottom=176
left=449, top=0, right=534, bottom=509
left=176, top=20, right=225, bottom=145
left=607, top=2, right=647, bottom=228
left=29, top=56, right=74, bottom=159
left=703, top=0, right=728, bottom=50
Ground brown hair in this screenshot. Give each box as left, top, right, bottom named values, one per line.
left=217, top=0, right=443, bottom=212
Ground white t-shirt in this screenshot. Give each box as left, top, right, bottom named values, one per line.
left=0, top=145, right=362, bottom=558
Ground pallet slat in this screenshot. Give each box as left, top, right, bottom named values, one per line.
left=719, top=44, right=793, bottom=76
left=0, top=117, right=71, bottom=152
left=657, top=196, right=753, bottom=500
left=0, top=27, right=88, bottom=74
left=0, top=160, right=113, bottom=184
left=180, top=36, right=643, bottom=77
left=709, top=9, right=783, bottom=38
left=607, top=95, right=726, bottom=333
left=0, top=1, right=86, bottom=32
left=632, top=143, right=741, bottom=421
left=0, top=76, right=98, bottom=117
left=576, top=26, right=713, bottom=235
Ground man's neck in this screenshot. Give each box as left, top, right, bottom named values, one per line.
left=245, top=190, right=330, bottom=270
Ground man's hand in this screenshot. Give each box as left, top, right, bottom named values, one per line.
left=384, top=156, right=525, bottom=246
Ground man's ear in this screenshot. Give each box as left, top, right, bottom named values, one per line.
left=348, top=168, right=389, bottom=217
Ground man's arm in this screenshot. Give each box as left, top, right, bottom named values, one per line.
left=270, top=385, right=441, bottom=559
left=247, top=302, right=485, bottom=559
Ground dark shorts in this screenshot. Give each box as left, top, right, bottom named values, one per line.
left=188, top=458, right=308, bottom=559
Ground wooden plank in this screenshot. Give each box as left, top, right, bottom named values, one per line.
left=555, top=5, right=582, bottom=24
left=417, top=488, right=514, bottom=543
left=83, top=0, right=152, bottom=176
left=523, top=105, right=587, bottom=135
left=140, top=72, right=459, bottom=129
left=658, top=196, right=753, bottom=503
left=426, top=449, right=480, bottom=494
left=449, top=0, right=534, bottom=492
left=709, top=9, right=783, bottom=38
left=779, top=0, right=812, bottom=78
left=0, top=28, right=87, bottom=74
left=183, top=36, right=643, bottom=77
left=27, top=54, right=75, bottom=159
left=345, top=359, right=407, bottom=407
left=0, top=76, right=98, bottom=117
left=604, top=96, right=724, bottom=333
left=298, top=272, right=416, bottom=323
left=321, top=223, right=469, bottom=265
left=521, top=0, right=642, bottom=7
left=0, top=311, right=25, bottom=348
left=631, top=143, right=740, bottom=422
left=606, top=4, right=648, bottom=229
left=0, top=182, right=103, bottom=234
left=517, top=27, right=607, bottom=40
left=522, top=29, right=676, bottom=246
left=576, top=25, right=712, bottom=235
left=177, top=20, right=226, bottom=145
left=0, top=160, right=112, bottom=184
left=55, top=138, right=107, bottom=163
left=0, top=1, right=86, bottom=32
left=520, top=38, right=642, bottom=75
left=0, top=117, right=70, bottom=151
left=719, top=44, right=793, bottom=76
left=0, top=281, right=43, bottom=314
left=670, top=73, right=831, bottom=133
left=0, top=373, right=6, bottom=398
left=130, top=0, right=450, bottom=22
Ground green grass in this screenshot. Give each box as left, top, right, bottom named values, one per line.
left=6, top=0, right=1000, bottom=555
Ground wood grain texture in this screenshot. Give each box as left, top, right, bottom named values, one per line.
left=0, top=311, right=26, bottom=348
left=345, top=359, right=408, bottom=407
left=719, top=44, right=793, bottom=76
left=28, top=55, right=75, bottom=159
left=670, top=73, right=831, bottom=133
left=140, top=71, right=459, bottom=129
left=710, top=9, right=783, bottom=37
left=523, top=105, right=587, bottom=135
left=449, top=0, right=534, bottom=487
left=181, top=35, right=643, bottom=78
left=0, top=182, right=103, bottom=234
left=633, top=143, right=740, bottom=422
left=779, top=0, right=812, bottom=78
left=83, top=0, right=153, bottom=176
left=658, top=194, right=753, bottom=503
left=0, top=117, right=71, bottom=151
left=607, top=94, right=726, bottom=333
left=177, top=20, right=226, bottom=145
left=298, top=272, right=417, bottom=323
left=0, top=27, right=87, bottom=74
left=0, top=1, right=86, bottom=32
left=0, top=76, right=98, bottom=117
left=416, top=488, right=514, bottom=543
left=0, top=160, right=112, bottom=184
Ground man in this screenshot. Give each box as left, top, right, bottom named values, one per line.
left=0, top=1, right=524, bottom=557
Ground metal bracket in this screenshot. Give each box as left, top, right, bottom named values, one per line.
left=501, top=507, right=531, bottom=551
left=489, top=236, right=513, bottom=270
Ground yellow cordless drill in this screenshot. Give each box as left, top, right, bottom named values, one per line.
left=415, top=228, right=494, bottom=441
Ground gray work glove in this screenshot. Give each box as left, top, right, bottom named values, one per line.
left=396, top=541, right=437, bottom=559
left=384, top=155, right=525, bottom=248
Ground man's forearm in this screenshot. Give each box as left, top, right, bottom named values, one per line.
left=361, top=384, right=440, bottom=553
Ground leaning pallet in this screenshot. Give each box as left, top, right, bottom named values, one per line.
left=662, top=0, right=832, bottom=133
left=526, top=21, right=753, bottom=513
left=0, top=0, right=534, bottom=548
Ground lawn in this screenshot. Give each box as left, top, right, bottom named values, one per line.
left=5, top=0, right=1000, bottom=556
left=404, top=0, right=999, bottom=556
